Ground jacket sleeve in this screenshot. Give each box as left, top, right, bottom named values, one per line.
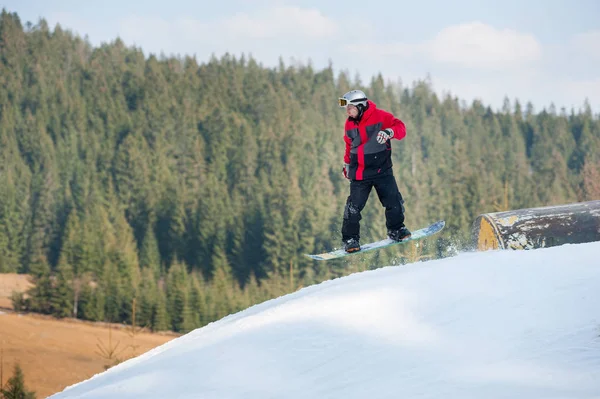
left=343, top=132, right=351, bottom=164
left=382, top=110, right=406, bottom=141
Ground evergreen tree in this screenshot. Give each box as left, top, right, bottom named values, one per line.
left=137, top=267, right=158, bottom=328
left=139, top=218, right=161, bottom=279
left=581, top=159, right=600, bottom=200
left=188, top=272, right=205, bottom=328
left=25, top=254, right=53, bottom=314
left=89, top=285, right=106, bottom=322
left=152, top=285, right=169, bottom=332
left=165, top=260, right=193, bottom=332
left=23, top=168, right=58, bottom=274
left=101, top=261, right=123, bottom=323
left=209, top=247, right=237, bottom=321
left=51, top=259, right=74, bottom=317
left=0, top=170, right=25, bottom=272
left=1, top=363, right=36, bottom=399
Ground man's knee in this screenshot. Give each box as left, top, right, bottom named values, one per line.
left=344, top=200, right=363, bottom=220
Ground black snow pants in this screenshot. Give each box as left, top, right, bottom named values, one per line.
left=341, top=173, right=405, bottom=242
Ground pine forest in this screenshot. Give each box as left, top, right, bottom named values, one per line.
left=1, top=10, right=599, bottom=333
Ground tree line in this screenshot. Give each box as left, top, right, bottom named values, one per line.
left=1, top=10, right=599, bottom=332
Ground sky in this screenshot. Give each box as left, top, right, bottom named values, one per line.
left=47, top=240, right=600, bottom=398
left=4, top=1, right=600, bottom=112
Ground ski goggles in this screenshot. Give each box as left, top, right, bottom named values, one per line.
left=338, top=98, right=351, bottom=107
left=338, top=97, right=366, bottom=107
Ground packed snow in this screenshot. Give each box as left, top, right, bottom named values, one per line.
left=50, top=242, right=600, bottom=399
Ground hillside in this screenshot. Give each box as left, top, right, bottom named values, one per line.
left=49, top=242, right=600, bottom=398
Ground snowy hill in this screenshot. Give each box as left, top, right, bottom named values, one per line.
left=50, top=242, right=600, bottom=399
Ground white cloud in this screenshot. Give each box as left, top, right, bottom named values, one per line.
left=224, top=7, right=338, bottom=39
left=426, top=22, right=541, bottom=69
left=337, top=21, right=588, bottom=110
left=343, top=22, right=542, bottom=70
left=114, top=6, right=338, bottom=65
left=118, top=6, right=337, bottom=51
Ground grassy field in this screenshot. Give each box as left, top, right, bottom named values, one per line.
left=0, top=274, right=177, bottom=398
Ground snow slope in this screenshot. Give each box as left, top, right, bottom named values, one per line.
left=50, top=242, right=600, bottom=399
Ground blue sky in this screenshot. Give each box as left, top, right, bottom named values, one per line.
left=4, top=0, right=600, bottom=112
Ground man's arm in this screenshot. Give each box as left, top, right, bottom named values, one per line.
left=383, top=110, right=406, bottom=141
left=343, top=132, right=352, bottom=163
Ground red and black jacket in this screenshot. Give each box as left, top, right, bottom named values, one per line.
left=343, top=100, right=406, bottom=180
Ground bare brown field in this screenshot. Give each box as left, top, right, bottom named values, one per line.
left=0, top=273, right=179, bottom=398
left=0, top=273, right=33, bottom=309
left=0, top=311, right=178, bottom=398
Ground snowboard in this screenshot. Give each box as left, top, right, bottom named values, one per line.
left=304, top=220, right=445, bottom=261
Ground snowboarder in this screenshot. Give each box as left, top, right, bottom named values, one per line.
left=338, top=89, right=411, bottom=253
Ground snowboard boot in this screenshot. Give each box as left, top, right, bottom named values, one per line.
left=388, top=226, right=411, bottom=242
left=343, top=238, right=361, bottom=253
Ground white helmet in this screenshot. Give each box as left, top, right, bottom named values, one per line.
left=338, top=90, right=368, bottom=109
